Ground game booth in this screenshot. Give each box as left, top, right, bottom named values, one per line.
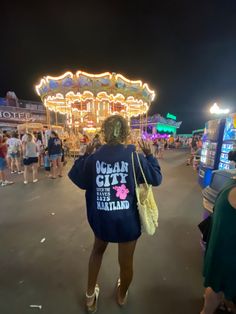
left=199, top=113, right=236, bottom=188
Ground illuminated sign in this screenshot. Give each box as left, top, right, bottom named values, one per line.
left=0, top=110, right=31, bottom=120
left=156, top=123, right=176, bottom=133
left=166, top=113, right=177, bottom=120
left=0, top=109, right=46, bottom=123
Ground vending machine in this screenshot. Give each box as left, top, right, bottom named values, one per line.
left=199, top=118, right=225, bottom=188
left=218, top=113, right=236, bottom=170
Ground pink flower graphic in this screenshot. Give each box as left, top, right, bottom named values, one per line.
left=113, top=184, right=129, bottom=200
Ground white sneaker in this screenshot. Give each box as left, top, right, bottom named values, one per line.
left=24, top=181, right=28, bottom=184
left=33, top=179, right=38, bottom=183
left=4, top=180, right=14, bottom=185
left=18, top=171, right=24, bottom=175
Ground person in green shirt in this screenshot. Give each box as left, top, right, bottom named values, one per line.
left=200, top=179, right=236, bottom=314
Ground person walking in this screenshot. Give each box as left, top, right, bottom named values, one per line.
left=68, top=115, right=162, bottom=312
left=48, top=131, right=63, bottom=179
left=4, top=132, right=11, bottom=169
left=6, top=132, right=23, bottom=174
left=200, top=175, right=236, bottom=314
left=153, top=139, right=159, bottom=158
left=35, top=132, right=43, bottom=167
left=186, top=136, right=198, bottom=166
left=22, top=133, right=39, bottom=184
left=158, top=139, right=164, bottom=159
left=0, top=134, right=13, bottom=187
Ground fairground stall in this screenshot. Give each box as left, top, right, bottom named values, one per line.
left=131, top=112, right=182, bottom=140
left=199, top=113, right=236, bottom=188
left=35, top=71, right=155, bottom=150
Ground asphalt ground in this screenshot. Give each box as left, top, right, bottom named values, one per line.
left=0, top=149, right=209, bottom=314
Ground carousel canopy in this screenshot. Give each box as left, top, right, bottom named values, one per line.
left=35, top=71, right=155, bottom=118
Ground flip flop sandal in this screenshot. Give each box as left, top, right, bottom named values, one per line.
left=116, top=278, right=128, bottom=306
left=86, top=284, right=100, bottom=313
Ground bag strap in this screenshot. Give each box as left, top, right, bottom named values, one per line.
left=132, top=152, right=149, bottom=189
left=135, top=152, right=149, bottom=188
left=131, top=152, right=138, bottom=189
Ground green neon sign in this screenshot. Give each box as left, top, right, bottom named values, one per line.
left=156, top=123, right=176, bottom=133
left=166, top=113, right=177, bottom=120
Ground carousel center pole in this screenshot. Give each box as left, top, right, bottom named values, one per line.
left=55, top=111, right=58, bottom=126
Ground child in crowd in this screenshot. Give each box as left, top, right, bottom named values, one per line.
left=44, top=148, right=51, bottom=177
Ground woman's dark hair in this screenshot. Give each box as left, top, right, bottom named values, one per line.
left=12, top=131, right=18, bottom=138
left=36, top=132, right=42, bottom=141
left=51, top=131, right=58, bottom=137
left=228, top=150, right=236, bottom=162
left=101, top=115, right=129, bottom=145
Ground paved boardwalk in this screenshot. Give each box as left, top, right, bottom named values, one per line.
left=0, top=149, right=205, bottom=314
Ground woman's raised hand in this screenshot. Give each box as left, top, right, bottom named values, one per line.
left=85, top=143, right=96, bottom=155
left=138, top=139, right=152, bottom=156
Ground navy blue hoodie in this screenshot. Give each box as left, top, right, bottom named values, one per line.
left=68, top=144, right=162, bottom=242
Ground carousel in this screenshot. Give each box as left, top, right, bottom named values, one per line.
left=35, top=71, right=155, bottom=153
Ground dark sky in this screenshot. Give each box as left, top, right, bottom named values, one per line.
left=1, top=0, right=236, bottom=132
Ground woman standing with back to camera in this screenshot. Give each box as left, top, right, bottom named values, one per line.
left=68, top=115, right=162, bottom=312
left=22, top=133, right=39, bottom=184
left=48, top=131, right=63, bottom=179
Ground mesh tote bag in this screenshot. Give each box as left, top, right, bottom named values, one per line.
left=131, top=152, right=159, bottom=235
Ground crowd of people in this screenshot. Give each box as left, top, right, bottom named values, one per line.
left=0, top=130, right=66, bottom=186
left=186, top=135, right=203, bottom=169
left=0, top=129, right=104, bottom=187
left=0, top=129, right=204, bottom=188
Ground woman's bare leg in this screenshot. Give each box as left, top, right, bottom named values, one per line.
left=15, top=158, right=21, bottom=172
left=57, top=157, right=63, bottom=176
left=52, top=160, right=57, bottom=178
left=6, top=157, right=11, bottom=169
left=10, top=158, right=14, bottom=172
left=24, top=165, right=29, bottom=182
left=32, top=163, right=38, bottom=181
left=118, top=240, right=137, bottom=301
left=0, top=170, right=5, bottom=182
left=87, top=237, right=108, bottom=296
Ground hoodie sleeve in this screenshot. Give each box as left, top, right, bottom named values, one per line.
left=68, top=154, right=93, bottom=190
left=135, top=153, right=162, bottom=187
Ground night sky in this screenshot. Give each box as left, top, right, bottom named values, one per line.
left=1, top=0, right=236, bottom=133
